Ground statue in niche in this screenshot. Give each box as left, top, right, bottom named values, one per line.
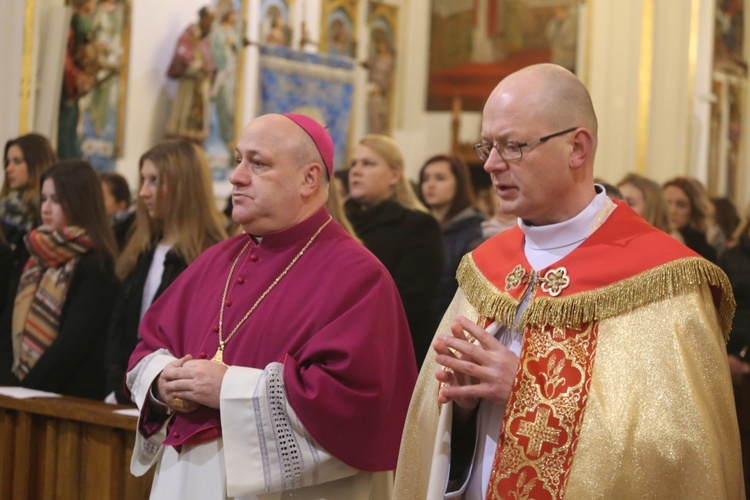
left=165, top=6, right=217, bottom=143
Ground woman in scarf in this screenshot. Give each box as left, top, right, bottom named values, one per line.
left=1, top=133, right=57, bottom=267
left=0, top=160, right=119, bottom=398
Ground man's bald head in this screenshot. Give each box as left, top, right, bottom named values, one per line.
left=487, top=64, right=598, bottom=151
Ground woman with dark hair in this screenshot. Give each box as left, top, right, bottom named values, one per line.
left=663, top=176, right=717, bottom=262
left=1, top=133, right=57, bottom=264
left=0, top=160, right=119, bottom=399
left=719, top=200, right=750, bottom=492
left=104, top=140, right=227, bottom=404
left=418, top=154, right=484, bottom=314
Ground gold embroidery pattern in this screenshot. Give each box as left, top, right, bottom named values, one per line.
left=506, top=265, right=528, bottom=291
left=538, top=267, right=571, bottom=297
left=457, top=254, right=735, bottom=340
left=487, top=322, right=598, bottom=500
left=516, top=406, right=562, bottom=458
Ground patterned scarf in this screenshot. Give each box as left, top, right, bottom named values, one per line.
left=11, top=226, right=94, bottom=380
left=0, top=191, right=36, bottom=250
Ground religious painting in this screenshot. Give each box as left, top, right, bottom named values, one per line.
left=708, top=77, right=745, bottom=203
left=714, top=0, right=746, bottom=75
left=427, top=0, right=579, bottom=111
left=261, top=0, right=294, bottom=47
left=707, top=81, right=723, bottom=195
left=725, top=84, right=743, bottom=201
left=59, top=0, right=131, bottom=171
left=366, top=2, right=398, bottom=135
left=319, top=0, right=358, bottom=58
left=203, top=0, right=249, bottom=175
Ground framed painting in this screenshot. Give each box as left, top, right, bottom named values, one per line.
left=260, top=0, right=294, bottom=47
left=427, top=0, right=579, bottom=111
left=319, top=0, right=358, bottom=58
left=60, top=0, right=131, bottom=171
left=707, top=80, right=723, bottom=195
left=366, top=2, right=398, bottom=135
left=724, top=83, right=743, bottom=201
left=708, top=75, right=745, bottom=203
left=203, top=0, right=249, bottom=174
left=714, top=0, right=747, bottom=75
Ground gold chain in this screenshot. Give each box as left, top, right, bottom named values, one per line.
left=211, top=217, right=333, bottom=365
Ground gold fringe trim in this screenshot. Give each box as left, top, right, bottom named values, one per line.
left=457, top=255, right=736, bottom=341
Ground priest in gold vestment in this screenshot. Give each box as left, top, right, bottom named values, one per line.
left=393, top=64, right=744, bottom=499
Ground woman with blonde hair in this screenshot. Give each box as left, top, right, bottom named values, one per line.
left=105, top=140, right=227, bottom=403
left=345, top=134, right=443, bottom=367
left=617, top=173, right=671, bottom=233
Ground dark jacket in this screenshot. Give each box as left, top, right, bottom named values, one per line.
left=720, top=234, right=750, bottom=358
left=112, top=210, right=136, bottom=250
left=438, top=207, right=485, bottom=315
left=680, top=225, right=717, bottom=263
left=0, top=241, right=12, bottom=318
left=105, top=245, right=188, bottom=403
left=0, top=251, right=119, bottom=399
left=346, top=199, right=444, bottom=367
left=1, top=220, right=31, bottom=277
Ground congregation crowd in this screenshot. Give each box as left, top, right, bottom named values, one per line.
left=0, top=64, right=748, bottom=498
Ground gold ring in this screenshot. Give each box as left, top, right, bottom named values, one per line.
left=172, top=397, right=184, bottom=409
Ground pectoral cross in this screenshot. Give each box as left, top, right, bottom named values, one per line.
left=211, top=342, right=228, bottom=366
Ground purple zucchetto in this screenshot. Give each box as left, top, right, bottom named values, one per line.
left=280, top=113, right=334, bottom=177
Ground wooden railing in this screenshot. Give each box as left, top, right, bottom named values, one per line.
left=0, top=394, right=154, bottom=499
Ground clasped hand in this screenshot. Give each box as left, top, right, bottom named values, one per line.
left=434, top=316, right=519, bottom=414
left=157, top=355, right=228, bottom=413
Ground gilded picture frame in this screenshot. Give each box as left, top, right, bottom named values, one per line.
left=365, top=2, right=398, bottom=136
left=319, top=0, right=358, bottom=58
left=60, top=0, right=131, bottom=170
left=427, top=0, right=580, bottom=111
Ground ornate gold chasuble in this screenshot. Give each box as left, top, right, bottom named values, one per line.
left=449, top=205, right=738, bottom=500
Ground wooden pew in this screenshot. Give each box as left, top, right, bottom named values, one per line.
left=0, top=393, right=154, bottom=499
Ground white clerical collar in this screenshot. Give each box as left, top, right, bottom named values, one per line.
left=521, top=185, right=615, bottom=270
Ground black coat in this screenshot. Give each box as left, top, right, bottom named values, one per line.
left=680, top=226, right=717, bottom=263
left=720, top=235, right=750, bottom=358
left=438, top=208, right=485, bottom=315
left=105, top=245, right=188, bottom=403
left=0, top=241, right=12, bottom=318
left=0, top=251, right=119, bottom=399
left=346, top=199, right=444, bottom=367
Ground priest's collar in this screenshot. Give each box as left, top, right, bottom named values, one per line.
left=244, top=206, right=330, bottom=249
left=521, top=184, right=615, bottom=270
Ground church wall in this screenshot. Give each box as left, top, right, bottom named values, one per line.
left=1, top=0, right=748, bottom=211
left=0, top=1, right=32, bottom=151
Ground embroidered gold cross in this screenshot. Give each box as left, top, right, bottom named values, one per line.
left=516, top=406, right=561, bottom=458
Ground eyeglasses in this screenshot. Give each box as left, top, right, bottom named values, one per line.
left=473, top=127, right=578, bottom=161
